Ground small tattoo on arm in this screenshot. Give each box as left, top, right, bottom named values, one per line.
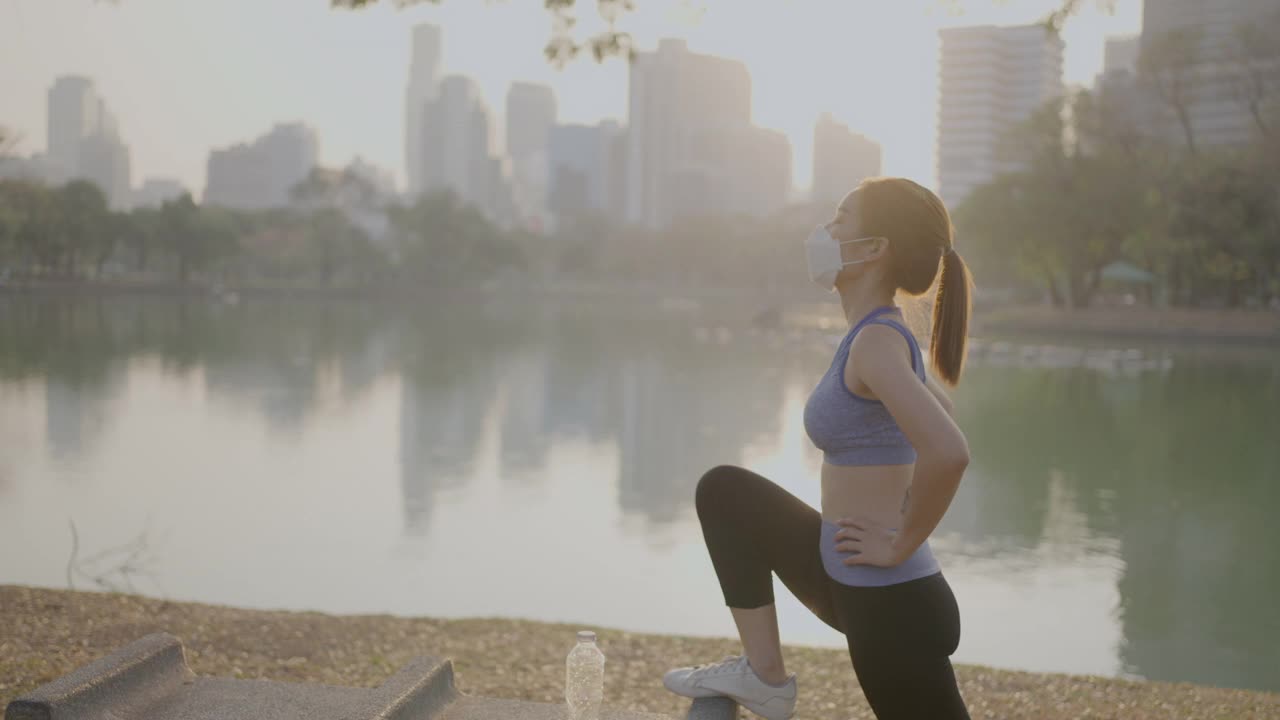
left=901, top=487, right=911, bottom=515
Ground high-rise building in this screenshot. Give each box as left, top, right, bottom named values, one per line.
left=46, top=75, right=134, bottom=207
left=405, top=23, right=442, bottom=198
left=95, top=98, right=119, bottom=141
left=670, top=125, right=791, bottom=221
left=547, top=125, right=596, bottom=220
left=741, top=128, right=792, bottom=216
left=78, top=133, right=132, bottom=210
left=1103, top=35, right=1142, bottom=77
left=422, top=75, right=481, bottom=204
left=1092, top=35, right=1154, bottom=153
left=505, top=82, right=557, bottom=229
left=604, top=126, right=628, bottom=224
left=505, top=83, right=557, bottom=162
left=46, top=76, right=98, bottom=183
left=936, top=24, right=1064, bottom=209
left=547, top=121, right=626, bottom=227
left=420, top=75, right=512, bottom=225
left=812, top=114, right=882, bottom=208
left=626, top=38, right=752, bottom=228
left=204, top=122, right=319, bottom=209
left=1139, top=0, right=1279, bottom=148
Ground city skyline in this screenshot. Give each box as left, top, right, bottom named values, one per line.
left=1, top=0, right=1142, bottom=198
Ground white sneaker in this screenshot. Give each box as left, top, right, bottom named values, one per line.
left=662, top=654, right=797, bottom=720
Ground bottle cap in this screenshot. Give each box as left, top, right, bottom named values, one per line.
left=577, top=630, right=596, bottom=642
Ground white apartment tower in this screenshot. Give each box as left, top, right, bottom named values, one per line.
left=936, top=24, right=1064, bottom=209
left=1140, top=0, right=1279, bottom=148
left=1104, top=35, right=1142, bottom=77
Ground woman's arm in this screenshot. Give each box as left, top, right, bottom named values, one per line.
left=847, top=325, right=969, bottom=564
left=924, top=372, right=955, bottom=417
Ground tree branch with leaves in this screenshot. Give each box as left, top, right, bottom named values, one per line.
left=332, top=0, right=1104, bottom=64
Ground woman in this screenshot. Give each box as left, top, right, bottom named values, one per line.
left=663, top=177, right=973, bottom=720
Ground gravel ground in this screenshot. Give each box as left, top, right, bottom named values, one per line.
left=2, top=585, right=1276, bottom=720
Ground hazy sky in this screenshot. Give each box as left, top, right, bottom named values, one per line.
left=1, top=0, right=1143, bottom=198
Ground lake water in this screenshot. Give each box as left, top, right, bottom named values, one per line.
left=0, top=296, right=1277, bottom=693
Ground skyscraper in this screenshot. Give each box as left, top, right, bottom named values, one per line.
left=405, top=23, right=442, bottom=198
left=1103, top=35, right=1142, bottom=77
left=420, top=75, right=511, bottom=224
left=547, top=121, right=626, bottom=227
left=936, top=24, right=1064, bottom=209
left=505, top=82, right=557, bottom=228
left=46, top=75, right=134, bottom=207
left=1140, top=0, right=1279, bottom=148
left=204, top=122, right=319, bottom=209
left=625, top=38, right=752, bottom=228
left=812, top=114, right=883, bottom=207
left=671, top=125, right=792, bottom=221
left=78, top=133, right=132, bottom=210
left=505, top=83, right=557, bottom=163
left=46, top=76, right=99, bottom=183
left=423, top=75, right=480, bottom=203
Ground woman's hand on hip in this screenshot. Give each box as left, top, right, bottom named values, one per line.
left=833, top=517, right=909, bottom=567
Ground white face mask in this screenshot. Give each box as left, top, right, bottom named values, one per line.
left=804, top=226, right=886, bottom=292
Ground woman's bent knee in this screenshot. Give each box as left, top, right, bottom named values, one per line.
left=695, top=464, right=743, bottom=512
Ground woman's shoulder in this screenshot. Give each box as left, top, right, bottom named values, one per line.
left=847, top=319, right=921, bottom=376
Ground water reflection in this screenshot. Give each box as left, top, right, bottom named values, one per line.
left=614, top=329, right=788, bottom=525
left=45, top=374, right=120, bottom=461
left=392, top=309, right=793, bottom=529
left=1, top=297, right=1277, bottom=692
left=0, top=298, right=392, bottom=442
left=397, top=309, right=518, bottom=533
left=954, top=357, right=1280, bottom=689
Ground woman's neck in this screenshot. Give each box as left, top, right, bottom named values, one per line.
left=838, top=283, right=897, bottom=329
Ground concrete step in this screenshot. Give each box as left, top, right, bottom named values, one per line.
left=5, top=633, right=738, bottom=720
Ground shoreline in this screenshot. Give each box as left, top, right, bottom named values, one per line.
left=4, top=281, right=1280, bottom=345
left=2, top=585, right=1276, bottom=720
left=971, top=305, right=1280, bottom=345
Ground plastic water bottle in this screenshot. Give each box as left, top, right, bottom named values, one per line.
left=565, top=630, right=605, bottom=720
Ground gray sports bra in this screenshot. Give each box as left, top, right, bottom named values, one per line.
left=803, top=305, right=927, bottom=466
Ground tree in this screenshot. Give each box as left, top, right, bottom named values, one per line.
left=334, top=0, right=636, bottom=64
left=955, top=175, right=1059, bottom=305
left=304, top=206, right=381, bottom=286
left=389, top=190, right=523, bottom=288
left=1226, top=9, right=1280, bottom=141
left=334, top=0, right=1103, bottom=64
left=160, top=194, right=240, bottom=284
left=55, top=180, right=111, bottom=276
left=1167, top=154, right=1276, bottom=307
left=955, top=89, right=1153, bottom=308
left=290, top=166, right=381, bottom=212
left=126, top=206, right=162, bottom=273
left=1138, top=27, right=1204, bottom=155
left=0, top=181, right=58, bottom=277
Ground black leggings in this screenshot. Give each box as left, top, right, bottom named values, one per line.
left=695, top=464, right=970, bottom=720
